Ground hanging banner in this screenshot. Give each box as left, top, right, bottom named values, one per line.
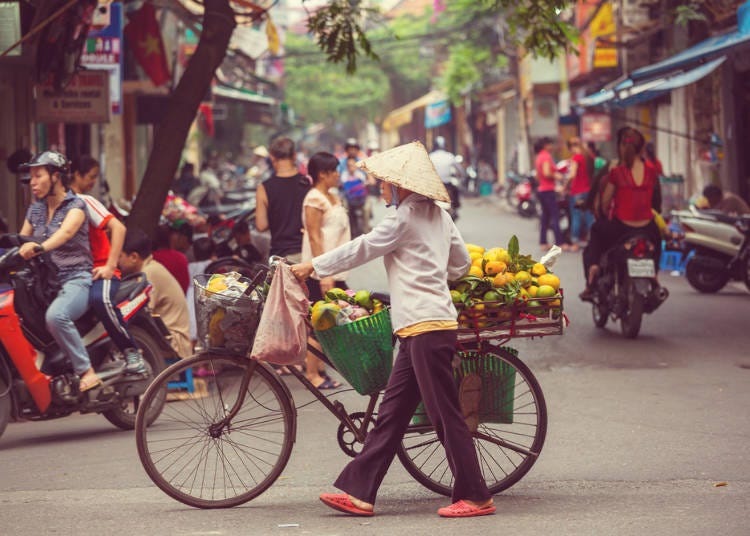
left=81, top=2, right=123, bottom=115
left=35, top=70, right=110, bottom=123
left=425, top=100, right=452, bottom=129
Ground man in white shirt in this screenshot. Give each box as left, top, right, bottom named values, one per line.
left=291, top=141, right=494, bottom=519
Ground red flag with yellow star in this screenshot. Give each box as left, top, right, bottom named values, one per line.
left=124, top=2, right=170, bottom=86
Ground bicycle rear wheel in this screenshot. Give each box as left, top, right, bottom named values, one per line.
left=397, top=345, right=547, bottom=496
left=135, top=353, right=296, bottom=508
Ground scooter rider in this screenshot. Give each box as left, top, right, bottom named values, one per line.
left=428, top=136, right=462, bottom=215
left=69, top=155, right=146, bottom=375
left=17, top=151, right=100, bottom=392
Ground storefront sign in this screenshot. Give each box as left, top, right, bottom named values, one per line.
left=35, top=71, right=110, bottom=123
left=590, top=3, right=618, bottom=69
left=581, top=112, right=612, bottom=142
left=425, top=100, right=452, bottom=128
left=0, top=2, right=21, bottom=57
left=81, top=2, right=122, bottom=115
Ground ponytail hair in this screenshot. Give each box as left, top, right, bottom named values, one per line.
left=618, top=128, right=645, bottom=169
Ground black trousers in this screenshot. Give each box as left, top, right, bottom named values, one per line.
left=333, top=330, right=490, bottom=504
left=583, top=218, right=662, bottom=279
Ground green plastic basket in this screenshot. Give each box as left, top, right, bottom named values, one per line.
left=314, top=308, right=393, bottom=395
left=412, top=347, right=517, bottom=426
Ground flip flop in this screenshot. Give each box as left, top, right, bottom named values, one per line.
left=320, top=372, right=343, bottom=389
left=319, top=493, right=374, bottom=517
left=315, top=378, right=340, bottom=390
left=79, top=373, right=102, bottom=393
left=437, top=500, right=496, bottom=518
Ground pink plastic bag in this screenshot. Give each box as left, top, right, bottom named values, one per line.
left=251, top=263, right=310, bottom=365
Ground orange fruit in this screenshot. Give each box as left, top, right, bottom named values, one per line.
left=536, top=285, right=557, bottom=298
left=492, top=273, right=509, bottom=287
left=514, top=270, right=532, bottom=287
left=527, top=285, right=539, bottom=297
left=531, top=263, right=547, bottom=276
left=484, top=260, right=507, bottom=276
left=537, top=273, right=560, bottom=291
left=469, top=265, right=484, bottom=278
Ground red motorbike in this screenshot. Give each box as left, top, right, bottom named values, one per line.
left=0, top=234, right=169, bottom=440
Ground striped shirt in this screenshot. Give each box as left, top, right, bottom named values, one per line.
left=25, top=190, right=92, bottom=282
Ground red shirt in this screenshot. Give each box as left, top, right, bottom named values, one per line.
left=569, top=153, right=590, bottom=196
left=535, top=149, right=556, bottom=192
left=78, top=194, right=121, bottom=277
left=609, top=163, right=657, bottom=222
left=152, top=249, right=190, bottom=294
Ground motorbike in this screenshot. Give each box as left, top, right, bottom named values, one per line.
left=590, top=233, right=669, bottom=338
left=0, top=234, right=170, bottom=440
left=672, top=206, right=750, bottom=293
left=514, top=173, right=538, bottom=218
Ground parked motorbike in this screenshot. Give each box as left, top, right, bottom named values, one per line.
left=673, top=206, right=750, bottom=293
left=590, top=233, right=669, bottom=338
left=515, top=173, right=538, bottom=218
left=0, top=235, right=169, bottom=440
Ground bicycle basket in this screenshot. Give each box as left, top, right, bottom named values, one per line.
left=314, top=308, right=393, bottom=396
left=194, top=274, right=263, bottom=355
left=412, top=347, right=518, bottom=426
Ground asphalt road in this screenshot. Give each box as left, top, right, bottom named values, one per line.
left=1, top=195, right=749, bottom=536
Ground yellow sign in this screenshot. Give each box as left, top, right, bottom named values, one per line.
left=266, top=16, right=280, bottom=55
left=591, top=3, right=618, bottom=69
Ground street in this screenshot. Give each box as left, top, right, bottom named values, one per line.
left=2, top=196, right=749, bottom=536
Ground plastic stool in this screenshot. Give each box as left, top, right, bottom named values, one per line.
left=166, top=357, right=194, bottom=393
left=660, top=250, right=684, bottom=273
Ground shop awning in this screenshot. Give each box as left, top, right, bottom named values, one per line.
left=579, top=56, right=726, bottom=108
left=630, top=28, right=750, bottom=82
left=382, top=90, right=445, bottom=132
left=213, top=84, right=276, bottom=105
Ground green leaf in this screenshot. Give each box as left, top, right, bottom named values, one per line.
left=508, top=235, right=520, bottom=261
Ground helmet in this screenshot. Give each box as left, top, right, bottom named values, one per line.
left=19, top=151, right=70, bottom=187
left=345, top=138, right=360, bottom=149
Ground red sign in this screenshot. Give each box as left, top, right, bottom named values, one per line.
left=581, top=113, right=612, bottom=143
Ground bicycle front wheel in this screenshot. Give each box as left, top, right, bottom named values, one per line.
left=135, top=353, right=296, bottom=508
left=397, top=345, right=547, bottom=496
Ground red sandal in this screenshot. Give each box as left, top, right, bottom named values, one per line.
left=319, top=493, right=374, bottom=517
left=437, top=500, right=496, bottom=518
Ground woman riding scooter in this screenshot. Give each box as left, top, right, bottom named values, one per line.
left=17, top=151, right=99, bottom=391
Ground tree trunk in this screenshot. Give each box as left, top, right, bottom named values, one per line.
left=126, top=0, right=236, bottom=237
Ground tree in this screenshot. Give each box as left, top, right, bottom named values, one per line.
left=127, top=0, right=235, bottom=236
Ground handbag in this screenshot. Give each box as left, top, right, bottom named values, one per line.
left=250, top=263, right=310, bottom=366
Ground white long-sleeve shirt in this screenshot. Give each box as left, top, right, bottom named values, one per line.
left=312, top=194, right=471, bottom=332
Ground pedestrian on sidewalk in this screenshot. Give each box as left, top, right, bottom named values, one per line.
left=291, top=141, right=495, bottom=519
left=565, top=137, right=595, bottom=251
left=534, top=137, right=564, bottom=251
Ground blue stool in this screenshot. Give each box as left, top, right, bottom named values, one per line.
left=660, top=250, right=684, bottom=272
left=166, top=357, right=195, bottom=393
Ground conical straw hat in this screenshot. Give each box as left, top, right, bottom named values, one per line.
left=357, top=141, right=450, bottom=203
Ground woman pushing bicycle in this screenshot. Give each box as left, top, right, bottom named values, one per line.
left=291, top=141, right=496, bottom=519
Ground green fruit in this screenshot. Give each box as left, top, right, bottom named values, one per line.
left=325, top=288, right=349, bottom=302
left=354, top=290, right=373, bottom=310
left=450, top=290, right=463, bottom=304
left=483, top=290, right=502, bottom=307
left=526, top=300, right=545, bottom=316
left=311, top=302, right=341, bottom=331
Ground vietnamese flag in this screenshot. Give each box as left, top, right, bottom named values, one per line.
left=124, top=2, right=170, bottom=86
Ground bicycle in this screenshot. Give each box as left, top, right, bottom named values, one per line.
left=134, top=265, right=559, bottom=509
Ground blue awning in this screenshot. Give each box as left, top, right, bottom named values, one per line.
left=630, top=29, right=750, bottom=82
left=579, top=57, right=726, bottom=108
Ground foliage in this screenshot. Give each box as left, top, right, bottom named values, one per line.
left=308, top=0, right=576, bottom=75
left=283, top=33, right=389, bottom=132
left=306, top=0, right=380, bottom=74
left=674, top=3, right=709, bottom=25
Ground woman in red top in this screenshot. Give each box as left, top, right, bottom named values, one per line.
left=566, top=137, right=595, bottom=251
left=534, top=137, right=564, bottom=250
left=581, top=128, right=662, bottom=297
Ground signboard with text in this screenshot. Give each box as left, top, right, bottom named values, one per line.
left=35, top=71, right=110, bottom=123
left=581, top=112, right=612, bottom=142
left=81, top=2, right=123, bottom=115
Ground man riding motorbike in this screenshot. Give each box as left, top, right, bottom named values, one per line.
left=17, top=151, right=100, bottom=391
left=428, top=136, right=462, bottom=218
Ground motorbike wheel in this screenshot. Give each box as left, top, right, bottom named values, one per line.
left=685, top=258, right=729, bottom=293
left=592, top=299, right=608, bottom=328
left=518, top=200, right=537, bottom=218
left=0, top=375, right=11, bottom=439
left=102, top=326, right=167, bottom=430
left=620, top=280, right=644, bottom=339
